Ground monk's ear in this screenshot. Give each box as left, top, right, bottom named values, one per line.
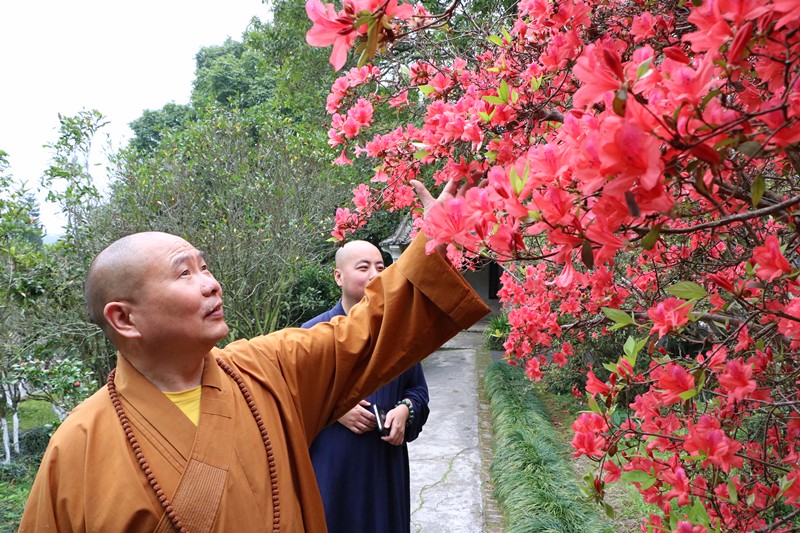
left=103, top=301, right=141, bottom=339
left=333, top=268, right=344, bottom=288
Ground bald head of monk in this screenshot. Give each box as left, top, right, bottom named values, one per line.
left=334, top=241, right=385, bottom=314
left=85, top=233, right=149, bottom=336
left=85, top=232, right=228, bottom=357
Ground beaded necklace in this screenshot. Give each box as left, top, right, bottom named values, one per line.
left=107, top=357, right=280, bottom=533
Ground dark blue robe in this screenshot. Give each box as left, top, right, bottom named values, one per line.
left=302, top=301, right=430, bottom=533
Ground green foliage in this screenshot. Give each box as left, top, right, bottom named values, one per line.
left=0, top=478, right=30, bottom=531
left=349, top=209, right=406, bottom=247
left=0, top=419, right=54, bottom=531
left=245, top=3, right=335, bottom=124
left=41, top=110, right=105, bottom=245
left=192, top=37, right=277, bottom=110
left=280, top=260, right=340, bottom=327
left=17, top=400, right=58, bottom=431
left=543, top=329, right=630, bottom=396
left=13, top=357, right=97, bottom=418
left=485, top=361, right=613, bottom=533
left=18, top=425, right=53, bottom=461
left=128, top=103, right=195, bottom=154
left=483, top=312, right=510, bottom=350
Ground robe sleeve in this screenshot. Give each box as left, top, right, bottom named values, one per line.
left=400, top=363, right=429, bottom=443
left=226, top=233, right=489, bottom=443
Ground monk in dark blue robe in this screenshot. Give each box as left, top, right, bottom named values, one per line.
left=302, top=240, right=430, bottom=532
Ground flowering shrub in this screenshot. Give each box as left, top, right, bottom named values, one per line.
left=306, top=0, right=800, bottom=530
left=12, top=357, right=96, bottom=421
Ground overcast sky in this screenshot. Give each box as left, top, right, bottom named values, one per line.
left=0, top=0, right=270, bottom=236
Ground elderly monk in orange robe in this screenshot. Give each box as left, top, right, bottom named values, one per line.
left=19, top=179, right=489, bottom=532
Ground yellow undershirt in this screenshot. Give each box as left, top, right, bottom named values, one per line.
left=163, top=386, right=202, bottom=425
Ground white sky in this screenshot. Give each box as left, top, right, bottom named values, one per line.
left=0, top=0, right=270, bottom=236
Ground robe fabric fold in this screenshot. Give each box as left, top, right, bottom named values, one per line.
left=303, top=301, right=429, bottom=533
left=19, top=234, right=490, bottom=532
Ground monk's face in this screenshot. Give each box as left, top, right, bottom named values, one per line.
left=334, top=242, right=385, bottom=305
left=130, top=234, right=229, bottom=352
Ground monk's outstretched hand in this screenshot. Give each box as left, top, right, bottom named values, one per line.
left=410, top=177, right=476, bottom=258
left=410, top=178, right=475, bottom=218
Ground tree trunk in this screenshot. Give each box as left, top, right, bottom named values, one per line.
left=1, top=417, right=10, bottom=465
left=12, top=411, right=20, bottom=454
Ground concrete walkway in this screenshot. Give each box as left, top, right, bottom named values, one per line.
left=408, top=323, right=503, bottom=533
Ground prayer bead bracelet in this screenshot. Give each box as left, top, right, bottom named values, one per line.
left=396, top=399, right=415, bottom=427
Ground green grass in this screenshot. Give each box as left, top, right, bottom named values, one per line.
left=484, top=361, right=614, bottom=533
left=0, top=399, right=59, bottom=532
left=17, top=400, right=59, bottom=431
left=534, top=383, right=658, bottom=531
left=0, top=480, right=31, bottom=532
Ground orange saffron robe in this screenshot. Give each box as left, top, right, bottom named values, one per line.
left=19, top=235, right=489, bottom=532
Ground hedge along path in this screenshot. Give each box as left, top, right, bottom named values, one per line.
left=484, top=362, right=613, bottom=533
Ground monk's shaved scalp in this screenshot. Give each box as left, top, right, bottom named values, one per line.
left=85, top=232, right=164, bottom=335
left=335, top=240, right=382, bottom=269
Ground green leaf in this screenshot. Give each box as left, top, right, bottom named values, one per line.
left=641, top=224, right=662, bottom=250
left=681, top=453, right=706, bottom=462
left=636, top=58, right=652, bottom=80
left=483, top=95, right=506, bottom=104
left=413, top=150, right=430, bottom=159
left=714, top=137, right=738, bottom=149
left=688, top=498, right=710, bottom=526
left=621, top=470, right=656, bottom=489
left=694, top=369, right=706, bottom=392
left=737, top=141, right=762, bottom=157
left=498, top=79, right=510, bottom=102
left=418, top=85, right=435, bottom=95
left=604, top=503, right=616, bottom=519
left=603, top=307, right=635, bottom=326
left=487, top=35, right=503, bottom=46
left=727, top=480, right=738, bottom=504
left=478, top=108, right=496, bottom=123
left=667, top=281, right=707, bottom=300
left=751, top=174, right=765, bottom=207
left=623, top=336, right=637, bottom=359
left=587, top=393, right=601, bottom=414
left=679, top=388, right=698, bottom=401
left=502, top=27, right=512, bottom=43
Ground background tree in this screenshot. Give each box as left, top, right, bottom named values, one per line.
left=0, top=152, right=50, bottom=462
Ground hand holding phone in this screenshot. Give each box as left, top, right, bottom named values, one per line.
left=372, top=404, right=390, bottom=437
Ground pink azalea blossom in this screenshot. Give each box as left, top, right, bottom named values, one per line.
left=656, top=363, right=695, bottom=405
left=648, top=298, right=692, bottom=338
left=332, top=150, right=353, bottom=165
left=752, top=235, right=792, bottom=282
left=305, top=0, right=358, bottom=71
left=718, top=359, right=756, bottom=403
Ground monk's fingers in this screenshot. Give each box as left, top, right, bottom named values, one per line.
left=441, top=178, right=460, bottom=200
left=410, top=179, right=435, bottom=211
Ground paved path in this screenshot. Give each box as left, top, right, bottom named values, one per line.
left=408, top=324, right=502, bottom=533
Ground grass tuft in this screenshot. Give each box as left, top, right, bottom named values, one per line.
left=485, top=361, right=613, bottom=533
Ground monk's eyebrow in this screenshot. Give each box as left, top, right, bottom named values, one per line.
left=170, top=251, right=206, bottom=269
left=355, top=259, right=384, bottom=268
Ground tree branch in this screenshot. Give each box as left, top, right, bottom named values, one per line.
left=660, top=194, right=800, bottom=234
